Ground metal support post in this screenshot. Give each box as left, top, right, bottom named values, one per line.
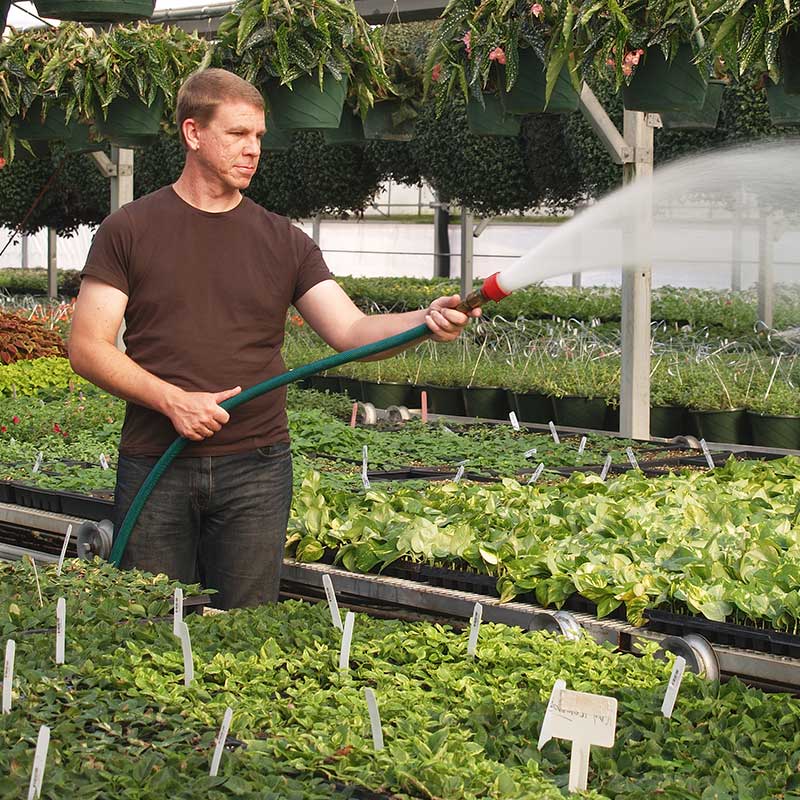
left=572, top=201, right=585, bottom=288
left=46, top=228, right=57, bottom=299
left=619, top=111, right=653, bottom=440
left=460, top=209, right=474, bottom=299
left=731, top=191, right=743, bottom=292
left=20, top=234, right=29, bottom=269
left=433, top=200, right=451, bottom=278
left=757, top=216, right=774, bottom=328
left=312, top=213, right=322, bottom=245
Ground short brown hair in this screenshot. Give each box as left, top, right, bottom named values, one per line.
left=176, top=68, right=265, bottom=149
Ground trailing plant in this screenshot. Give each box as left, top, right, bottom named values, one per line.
left=218, top=0, right=391, bottom=118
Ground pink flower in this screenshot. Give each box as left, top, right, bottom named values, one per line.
left=463, top=31, right=472, bottom=57
left=489, top=47, right=507, bottom=65
left=606, top=57, right=615, bottom=66
left=431, top=63, right=442, bottom=82
left=531, top=3, right=543, bottom=17
left=622, top=63, right=633, bottom=76
left=11, top=416, right=19, bottom=424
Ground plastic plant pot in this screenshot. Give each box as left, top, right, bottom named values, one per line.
left=14, top=101, right=97, bottom=152
left=766, top=80, right=800, bottom=126
left=747, top=411, right=800, bottom=450
left=261, top=125, right=293, bottom=152
left=553, top=396, right=608, bottom=430
left=781, top=28, right=800, bottom=95
left=339, top=377, right=364, bottom=402
left=650, top=405, right=689, bottom=438
left=308, top=375, right=342, bottom=394
left=266, top=73, right=347, bottom=130
left=688, top=408, right=750, bottom=445
left=462, top=386, right=510, bottom=420
left=363, top=101, right=415, bottom=141
left=423, top=385, right=466, bottom=417
left=33, top=0, right=154, bottom=21
left=622, top=44, right=708, bottom=113
left=322, top=110, right=365, bottom=145
left=504, top=48, right=579, bottom=114
left=660, top=80, right=725, bottom=130
left=466, top=94, right=521, bottom=137
left=512, top=391, right=555, bottom=424
left=94, top=93, right=164, bottom=148
left=361, top=381, right=415, bottom=409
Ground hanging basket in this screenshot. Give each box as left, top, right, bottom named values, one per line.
left=504, top=49, right=579, bottom=114
left=33, top=0, right=154, bottom=21
left=322, top=110, right=364, bottom=146
left=1, top=0, right=10, bottom=31
left=781, top=27, right=800, bottom=94
left=466, top=94, right=521, bottom=137
left=261, top=124, right=293, bottom=152
left=623, top=44, right=708, bottom=113
left=14, top=100, right=98, bottom=152
left=95, top=93, right=164, bottom=148
left=766, top=80, right=800, bottom=126
left=659, top=80, right=726, bottom=130
left=266, top=73, right=347, bottom=131
left=363, top=101, right=416, bottom=141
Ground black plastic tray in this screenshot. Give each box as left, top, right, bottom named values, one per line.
left=645, top=608, right=800, bottom=659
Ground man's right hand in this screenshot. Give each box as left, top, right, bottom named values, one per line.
left=163, top=386, right=242, bottom=441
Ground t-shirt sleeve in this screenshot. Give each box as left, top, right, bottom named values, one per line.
left=81, top=207, right=135, bottom=296
left=290, top=223, right=333, bottom=304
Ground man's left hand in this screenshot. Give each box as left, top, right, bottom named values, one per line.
left=425, top=294, right=481, bottom=342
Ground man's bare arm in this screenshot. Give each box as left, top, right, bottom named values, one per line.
left=294, top=279, right=479, bottom=357
left=68, top=277, right=240, bottom=441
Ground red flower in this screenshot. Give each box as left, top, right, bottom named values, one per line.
left=0, top=426, right=7, bottom=433
left=431, top=63, right=442, bottom=82
left=489, top=47, right=506, bottom=65
left=0, top=157, right=6, bottom=169
left=11, top=416, right=19, bottom=424
left=53, top=423, right=61, bottom=433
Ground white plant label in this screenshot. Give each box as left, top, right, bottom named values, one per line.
left=177, top=621, right=194, bottom=687
left=661, top=656, right=686, bottom=719
left=467, top=602, right=482, bottom=658
left=538, top=680, right=617, bottom=792
left=322, top=574, right=343, bottom=631
left=2, top=639, right=14, bottom=714
left=364, top=687, right=384, bottom=751
left=209, top=706, right=234, bottom=777
left=55, top=598, right=66, bottom=664
left=32, top=452, right=43, bottom=474
left=442, top=426, right=456, bottom=435
left=339, top=611, right=355, bottom=671
left=28, top=557, right=43, bottom=608
left=548, top=422, right=560, bottom=444
left=56, top=525, right=72, bottom=577
left=27, top=724, right=50, bottom=800
left=626, top=447, right=640, bottom=470
left=524, top=448, right=537, bottom=459
left=173, top=588, right=184, bottom=637
left=600, top=455, right=613, bottom=481
left=700, top=439, right=715, bottom=470
left=99, top=453, right=110, bottom=470
left=509, top=411, right=520, bottom=431
left=527, top=463, right=545, bottom=485
left=361, top=445, right=371, bottom=490
left=578, top=436, right=587, bottom=455
left=453, top=464, right=465, bottom=483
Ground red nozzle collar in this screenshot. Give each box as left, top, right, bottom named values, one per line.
left=481, top=272, right=510, bottom=302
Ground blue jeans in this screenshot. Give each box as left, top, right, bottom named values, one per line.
left=113, top=443, right=293, bottom=609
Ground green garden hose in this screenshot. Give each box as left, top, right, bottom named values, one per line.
left=108, top=322, right=431, bottom=565
left=107, top=276, right=508, bottom=567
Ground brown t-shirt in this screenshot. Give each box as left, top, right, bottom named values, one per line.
left=82, top=186, right=332, bottom=457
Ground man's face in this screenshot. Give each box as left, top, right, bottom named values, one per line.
left=192, top=100, right=266, bottom=191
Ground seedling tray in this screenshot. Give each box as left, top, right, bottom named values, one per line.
left=645, top=608, right=800, bottom=659
left=383, top=559, right=500, bottom=596
left=7, top=482, right=113, bottom=520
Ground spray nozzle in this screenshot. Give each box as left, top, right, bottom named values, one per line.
left=455, top=272, right=512, bottom=314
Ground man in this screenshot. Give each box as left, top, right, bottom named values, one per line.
left=69, top=68, right=479, bottom=609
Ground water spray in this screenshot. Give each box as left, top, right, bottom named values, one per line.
left=88, top=271, right=514, bottom=565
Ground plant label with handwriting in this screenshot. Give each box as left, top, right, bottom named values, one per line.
left=599, top=454, right=612, bottom=481
left=361, top=445, right=370, bottom=490
left=699, top=439, right=715, bottom=470
left=209, top=706, right=234, bottom=777
left=548, top=421, right=560, bottom=444
left=538, top=679, right=617, bottom=792
left=56, top=525, right=72, bottom=577
left=578, top=436, right=587, bottom=455
left=173, top=588, right=183, bottom=638
left=55, top=598, right=66, bottom=665
left=339, top=611, right=355, bottom=671
left=2, top=639, right=14, bottom=714
left=509, top=411, right=520, bottom=431
left=27, top=724, right=50, bottom=800
left=661, top=655, right=686, bottom=719
left=364, top=687, right=384, bottom=751
left=176, top=621, right=194, bottom=687
left=467, top=602, right=482, bottom=657
left=323, top=574, right=343, bottom=631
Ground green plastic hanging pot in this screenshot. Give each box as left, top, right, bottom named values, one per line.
left=504, top=48, right=579, bottom=114
left=781, top=27, right=800, bottom=94
left=95, top=93, right=164, bottom=148
left=1, top=0, right=10, bottom=31
left=261, top=125, right=293, bottom=152
left=266, top=73, right=347, bottom=130
left=322, top=110, right=364, bottom=145
left=766, top=80, right=800, bottom=126
left=747, top=411, right=800, bottom=450
left=660, top=80, right=725, bottom=130
left=466, top=94, right=521, bottom=137
left=363, top=101, right=416, bottom=141
left=688, top=408, right=750, bottom=444
left=462, top=386, right=510, bottom=420
left=623, top=44, right=708, bottom=113
left=33, top=0, right=154, bottom=21
left=14, top=100, right=98, bottom=152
